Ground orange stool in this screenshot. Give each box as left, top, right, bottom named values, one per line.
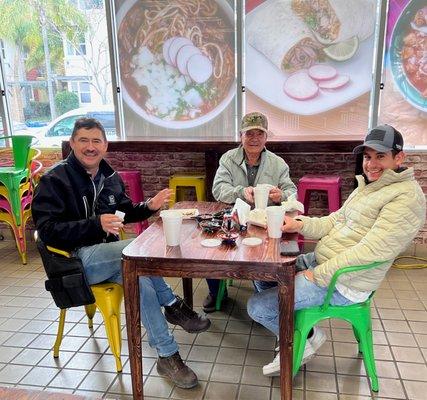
left=117, top=170, right=148, bottom=234
left=298, top=175, right=342, bottom=214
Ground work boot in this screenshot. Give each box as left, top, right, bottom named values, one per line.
left=157, top=352, right=198, bottom=388
left=164, top=296, right=211, bottom=333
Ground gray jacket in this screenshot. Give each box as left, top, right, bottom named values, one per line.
left=212, top=146, right=296, bottom=204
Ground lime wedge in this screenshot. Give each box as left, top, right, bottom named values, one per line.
left=323, top=36, right=359, bottom=61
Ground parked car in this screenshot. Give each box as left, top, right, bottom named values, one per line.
left=33, top=105, right=117, bottom=147
left=0, top=118, right=31, bottom=136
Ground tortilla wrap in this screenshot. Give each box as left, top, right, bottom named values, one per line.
left=246, top=0, right=322, bottom=72
left=292, top=0, right=376, bottom=44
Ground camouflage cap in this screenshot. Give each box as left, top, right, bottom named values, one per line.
left=240, top=112, right=269, bottom=134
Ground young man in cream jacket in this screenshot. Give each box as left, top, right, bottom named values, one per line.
left=247, top=125, right=426, bottom=376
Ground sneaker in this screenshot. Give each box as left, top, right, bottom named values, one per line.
left=301, top=326, right=327, bottom=365
left=264, top=327, right=327, bottom=377
left=308, top=327, right=326, bottom=355
left=262, top=352, right=280, bottom=376
left=164, top=296, right=211, bottom=333
left=263, top=341, right=315, bottom=377
left=275, top=327, right=327, bottom=360
left=157, top=352, right=198, bottom=388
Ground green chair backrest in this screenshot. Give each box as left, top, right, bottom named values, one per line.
left=321, top=261, right=386, bottom=312
left=0, top=135, right=35, bottom=171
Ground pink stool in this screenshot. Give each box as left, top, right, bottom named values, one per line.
left=297, top=175, right=342, bottom=214
left=117, top=170, right=148, bottom=234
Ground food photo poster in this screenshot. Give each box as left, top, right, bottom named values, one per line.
left=114, top=0, right=237, bottom=140
left=378, top=0, right=427, bottom=148
left=245, top=0, right=379, bottom=141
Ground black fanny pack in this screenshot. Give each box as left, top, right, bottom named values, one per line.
left=36, top=240, right=95, bottom=309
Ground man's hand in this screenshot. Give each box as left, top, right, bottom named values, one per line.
left=243, top=186, right=255, bottom=203
left=100, top=214, right=123, bottom=235
left=148, top=188, right=173, bottom=210
left=269, top=186, right=282, bottom=203
left=303, top=269, right=314, bottom=281
left=281, top=215, right=303, bottom=233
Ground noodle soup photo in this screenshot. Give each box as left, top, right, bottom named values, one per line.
left=117, top=0, right=236, bottom=129
left=390, top=0, right=427, bottom=112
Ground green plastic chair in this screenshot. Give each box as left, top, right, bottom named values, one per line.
left=0, top=135, right=34, bottom=225
left=216, top=279, right=233, bottom=311
left=292, top=261, right=387, bottom=392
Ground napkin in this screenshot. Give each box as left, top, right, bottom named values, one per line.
left=247, top=208, right=267, bottom=229
left=232, top=198, right=251, bottom=225
left=281, top=193, right=304, bottom=213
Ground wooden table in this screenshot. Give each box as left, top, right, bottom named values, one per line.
left=122, top=201, right=297, bottom=400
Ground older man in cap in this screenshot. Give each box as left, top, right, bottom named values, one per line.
left=203, top=112, right=297, bottom=312
left=247, top=124, right=426, bottom=376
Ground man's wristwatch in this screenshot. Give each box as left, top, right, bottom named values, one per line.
left=145, top=197, right=153, bottom=209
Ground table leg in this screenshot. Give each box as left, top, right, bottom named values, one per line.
left=122, top=259, right=143, bottom=399
left=278, top=267, right=295, bottom=400
left=182, top=278, right=193, bottom=309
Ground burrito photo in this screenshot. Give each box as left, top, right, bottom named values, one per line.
left=246, top=0, right=323, bottom=73
left=291, top=0, right=376, bottom=44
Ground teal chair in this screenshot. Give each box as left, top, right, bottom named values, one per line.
left=292, top=261, right=387, bottom=392
left=0, top=135, right=35, bottom=225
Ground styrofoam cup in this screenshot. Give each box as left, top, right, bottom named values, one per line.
left=161, top=210, right=183, bottom=246
left=254, top=185, right=270, bottom=210
left=266, top=206, right=285, bottom=238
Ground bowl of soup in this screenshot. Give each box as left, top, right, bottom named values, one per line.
left=117, top=0, right=236, bottom=129
left=390, top=0, right=427, bottom=112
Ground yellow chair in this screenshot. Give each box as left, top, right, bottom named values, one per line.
left=45, top=244, right=124, bottom=372
left=54, top=282, right=124, bottom=372
left=169, top=174, right=206, bottom=206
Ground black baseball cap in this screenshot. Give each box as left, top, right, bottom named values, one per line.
left=353, top=125, right=404, bottom=154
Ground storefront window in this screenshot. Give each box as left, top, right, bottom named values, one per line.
left=0, top=0, right=116, bottom=147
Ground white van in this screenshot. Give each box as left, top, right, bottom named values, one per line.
left=34, top=105, right=117, bottom=147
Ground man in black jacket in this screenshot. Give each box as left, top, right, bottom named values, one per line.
left=32, top=117, right=210, bottom=389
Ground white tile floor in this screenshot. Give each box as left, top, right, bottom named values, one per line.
left=0, top=238, right=426, bottom=399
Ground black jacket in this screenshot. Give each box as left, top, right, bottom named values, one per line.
left=32, top=151, right=154, bottom=251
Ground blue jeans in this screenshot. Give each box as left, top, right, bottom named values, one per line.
left=76, top=239, right=179, bottom=357
left=247, top=252, right=353, bottom=336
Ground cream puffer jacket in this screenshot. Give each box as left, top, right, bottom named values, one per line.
left=298, top=168, right=426, bottom=292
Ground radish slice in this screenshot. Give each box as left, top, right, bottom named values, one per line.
left=176, top=45, right=201, bottom=75
left=187, top=54, right=213, bottom=83
left=283, top=70, right=319, bottom=100
left=318, top=74, right=350, bottom=89
left=168, top=37, right=193, bottom=67
left=163, top=37, right=177, bottom=65
left=308, top=64, right=337, bottom=81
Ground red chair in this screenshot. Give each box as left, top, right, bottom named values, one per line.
left=297, top=175, right=342, bottom=214
left=117, top=170, right=148, bottom=234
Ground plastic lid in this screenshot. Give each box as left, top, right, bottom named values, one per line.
left=242, top=237, right=263, bottom=246
left=201, top=238, right=222, bottom=248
